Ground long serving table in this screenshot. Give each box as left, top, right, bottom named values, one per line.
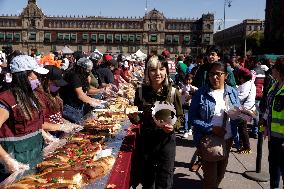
left=82, top=120, right=140, bottom=189
left=0, top=119, right=141, bottom=189
left=105, top=124, right=140, bottom=189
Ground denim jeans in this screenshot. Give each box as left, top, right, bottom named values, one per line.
left=252, top=100, right=261, bottom=135
left=184, top=109, right=189, bottom=131
left=183, top=105, right=191, bottom=131
left=233, top=131, right=240, bottom=150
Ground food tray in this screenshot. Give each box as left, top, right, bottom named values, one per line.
left=83, top=119, right=130, bottom=189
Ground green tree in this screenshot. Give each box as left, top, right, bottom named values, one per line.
left=246, top=31, right=265, bottom=54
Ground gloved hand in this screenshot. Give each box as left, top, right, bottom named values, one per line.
left=90, top=99, right=106, bottom=108
left=102, top=85, right=117, bottom=97
left=59, top=123, right=83, bottom=133
left=42, top=130, right=59, bottom=145
left=110, top=84, right=119, bottom=92
left=2, top=154, right=29, bottom=174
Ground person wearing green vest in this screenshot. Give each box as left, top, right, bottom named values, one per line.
left=261, top=57, right=284, bottom=189
left=0, top=55, right=49, bottom=182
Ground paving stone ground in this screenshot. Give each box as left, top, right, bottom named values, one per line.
left=134, top=133, right=283, bottom=189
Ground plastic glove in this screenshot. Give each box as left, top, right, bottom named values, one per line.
left=42, top=130, right=59, bottom=145
left=59, top=123, right=83, bottom=133
left=2, top=154, right=29, bottom=174
left=110, top=84, right=119, bottom=92
left=90, top=99, right=106, bottom=108
left=101, top=88, right=115, bottom=98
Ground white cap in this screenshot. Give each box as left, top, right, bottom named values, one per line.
left=10, top=55, right=49, bottom=74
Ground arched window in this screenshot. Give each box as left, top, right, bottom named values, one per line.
left=207, top=24, right=211, bottom=30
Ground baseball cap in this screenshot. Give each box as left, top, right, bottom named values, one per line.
left=161, top=49, right=170, bottom=58
left=103, top=54, right=113, bottom=62
left=10, top=55, right=49, bottom=74
left=76, top=57, right=93, bottom=71
left=89, top=51, right=103, bottom=61
left=44, top=65, right=68, bottom=87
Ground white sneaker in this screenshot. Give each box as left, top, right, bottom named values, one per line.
left=183, top=132, right=189, bottom=138
left=188, top=129, right=193, bottom=136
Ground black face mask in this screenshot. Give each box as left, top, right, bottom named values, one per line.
left=85, top=71, right=91, bottom=77
left=50, top=91, right=58, bottom=97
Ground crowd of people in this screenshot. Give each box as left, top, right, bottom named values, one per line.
left=0, top=45, right=283, bottom=189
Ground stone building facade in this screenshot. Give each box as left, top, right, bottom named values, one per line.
left=214, top=19, right=264, bottom=56
left=0, top=0, right=214, bottom=55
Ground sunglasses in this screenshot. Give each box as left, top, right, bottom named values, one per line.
left=208, top=72, right=225, bottom=78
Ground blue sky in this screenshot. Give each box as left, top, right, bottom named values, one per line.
left=0, top=0, right=266, bottom=30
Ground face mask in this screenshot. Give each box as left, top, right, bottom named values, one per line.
left=4, top=73, right=12, bottom=83
left=49, top=83, right=60, bottom=93
left=30, top=79, right=40, bottom=90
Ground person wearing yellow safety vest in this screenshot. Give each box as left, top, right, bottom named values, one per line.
left=261, top=57, right=284, bottom=189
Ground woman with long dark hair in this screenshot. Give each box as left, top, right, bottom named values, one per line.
left=35, top=65, right=81, bottom=134
left=0, top=55, right=48, bottom=181
left=189, top=62, right=240, bottom=189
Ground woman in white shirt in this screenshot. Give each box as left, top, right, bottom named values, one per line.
left=236, top=67, right=256, bottom=154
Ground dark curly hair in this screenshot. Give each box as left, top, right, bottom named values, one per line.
left=272, top=57, right=284, bottom=77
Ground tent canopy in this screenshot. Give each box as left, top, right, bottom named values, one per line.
left=134, top=49, right=147, bottom=60
left=61, top=46, right=74, bottom=54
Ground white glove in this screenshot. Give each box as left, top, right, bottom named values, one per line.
left=110, top=84, right=119, bottom=92
left=90, top=99, right=106, bottom=108
left=59, top=123, right=83, bottom=133
left=2, top=154, right=29, bottom=174
left=42, top=130, right=59, bottom=145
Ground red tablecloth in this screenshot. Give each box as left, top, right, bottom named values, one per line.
left=106, top=124, right=140, bottom=189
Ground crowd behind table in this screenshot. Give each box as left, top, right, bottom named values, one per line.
left=0, top=46, right=283, bottom=189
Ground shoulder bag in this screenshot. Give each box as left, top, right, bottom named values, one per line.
left=198, top=96, right=229, bottom=162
